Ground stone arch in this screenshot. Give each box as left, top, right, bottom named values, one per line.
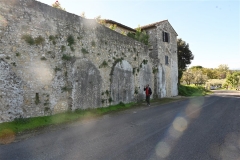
left=71, top=58, right=102, bottom=110
left=0, top=59, right=23, bottom=123
left=157, top=64, right=166, bottom=98
left=110, top=60, right=134, bottom=105
left=138, top=64, right=153, bottom=100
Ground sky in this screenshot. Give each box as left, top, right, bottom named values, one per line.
left=37, top=0, right=240, bottom=70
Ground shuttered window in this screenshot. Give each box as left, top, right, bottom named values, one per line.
left=162, top=31, right=170, bottom=42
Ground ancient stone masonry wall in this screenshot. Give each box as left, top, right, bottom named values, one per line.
left=156, top=21, right=178, bottom=97
left=0, top=0, right=156, bottom=123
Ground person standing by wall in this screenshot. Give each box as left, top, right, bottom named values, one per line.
left=144, top=84, right=152, bottom=106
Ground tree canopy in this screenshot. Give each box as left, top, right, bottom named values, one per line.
left=177, top=38, right=194, bottom=70
left=177, top=38, right=194, bottom=85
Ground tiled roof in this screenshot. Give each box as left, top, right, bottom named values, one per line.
left=139, top=20, right=178, bottom=36
left=138, top=20, right=168, bottom=30
left=103, top=19, right=136, bottom=32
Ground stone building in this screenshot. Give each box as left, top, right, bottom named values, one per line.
left=0, top=0, right=178, bottom=123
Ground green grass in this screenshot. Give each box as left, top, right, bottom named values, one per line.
left=0, top=102, right=136, bottom=135
left=178, top=85, right=211, bottom=96
left=0, top=97, right=183, bottom=141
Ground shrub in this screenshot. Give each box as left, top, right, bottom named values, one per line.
left=22, top=34, right=35, bottom=45
left=99, top=60, right=109, bottom=68
left=54, top=67, right=61, bottom=72
left=61, top=45, right=66, bottom=52
left=41, top=57, right=47, bottom=60
left=34, top=36, right=45, bottom=45
left=61, top=86, right=72, bottom=92
left=178, top=85, right=209, bottom=96
left=62, top=54, right=72, bottom=61
left=16, top=52, right=21, bottom=57
left=81, top=48, right=89, bottom=54
left=49, top=35, right=56, bottom=45
left=67, top=35, right=75, bottom=46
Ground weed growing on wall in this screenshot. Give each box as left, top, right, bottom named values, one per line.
left=134, top=87, right=139, bottom=94
left=67, top=35, right=75, bottom=46
left=108, top=97, right=113, bottom=103
left=77, top=36, right=82, bottom=40
left=67, top=35, right=75, bottom=52
left=81, top=48, right=89, bottom=54
left=105, top=90, right=109, bottom=96
left=110, top=57, right=124, bottom=76
left=61, top=45, right=66, bottom=52
left=99, top=60, right=109, bottom=68
left=41, top=57, right=47, bottom=60
left=54, top=66, right=61, bottom=72
left=101, top=99, right=105, bottom=104
left=61, top=86, right=72, bottom=92
left=142, top=59, right=148, bottom=64
left=22, top=34, right=35, bottom=45
left=152, top=67, right=158, bottom=74
left=35, top=36, right=45, bottom=45
left=5, top=56, right=10, bottom=60
left=62, top=54, right=73, bottom=61
left=15, top=52, right=21, bottom=57
left=127, top=27, right=149, bottom=45
left=11, top=62, right=16, bottom=67
left=49, top=35, right=56, bottom=45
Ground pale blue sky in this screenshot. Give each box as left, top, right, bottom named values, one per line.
left=38, top=0, right=240, bottom=70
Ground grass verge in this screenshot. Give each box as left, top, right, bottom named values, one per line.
left=0, top=101, right=150, bottom=144
left=0, top=98, right=182, bottom=144
left=178, top=85, right=211, bottom=96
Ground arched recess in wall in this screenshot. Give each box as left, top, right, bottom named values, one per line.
left=157, top=64, right=166, bottom=98
left=0, top=59, right=24, bottom=123
left=72, top=58, right=102, bottom=110
left=138, top=64, right=153, bottom=100
left=110, top=60, right=134, bottom=105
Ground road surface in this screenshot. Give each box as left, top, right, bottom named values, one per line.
left=1, top=91, right=240, bottom=160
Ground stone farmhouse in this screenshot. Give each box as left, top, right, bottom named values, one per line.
left=0, top=0, right=178, bottom=123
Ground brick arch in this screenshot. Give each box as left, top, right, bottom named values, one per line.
left=71, top=58, right=102, bottom=110
left=110, top=60, right=134, bottom=105
left=0, top=59, right=23, bottom=123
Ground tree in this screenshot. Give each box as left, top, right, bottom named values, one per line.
left=192, top=69, right=208, bottom=85
left=52, top=0, right=65, bottom=10
left=217, top=64, right=229, bottom=79
left=177, top=38, right=194, bottom=85
left=226, top=72, right=240, bottom=88
left=127, top=25, right=149, bottom=45
left=181, top=70, right=194, bottom=85
left=203, top=68, right=218, bottom=79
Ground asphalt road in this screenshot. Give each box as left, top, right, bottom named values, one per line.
left=1, top=91, right=240, bottom=160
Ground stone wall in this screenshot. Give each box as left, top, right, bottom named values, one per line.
left=146, top=21, right=178, bottom=98
left=0, top=0, right=177, bottom=123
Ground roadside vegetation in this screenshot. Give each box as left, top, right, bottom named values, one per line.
left=178, top=85, right=210, bottom=96
left=0, top=98, right=181, bottom=144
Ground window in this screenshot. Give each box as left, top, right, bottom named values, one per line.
left=162, top=31, right=170, bottom=42
left=165, top=55, right=169, bottom=65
